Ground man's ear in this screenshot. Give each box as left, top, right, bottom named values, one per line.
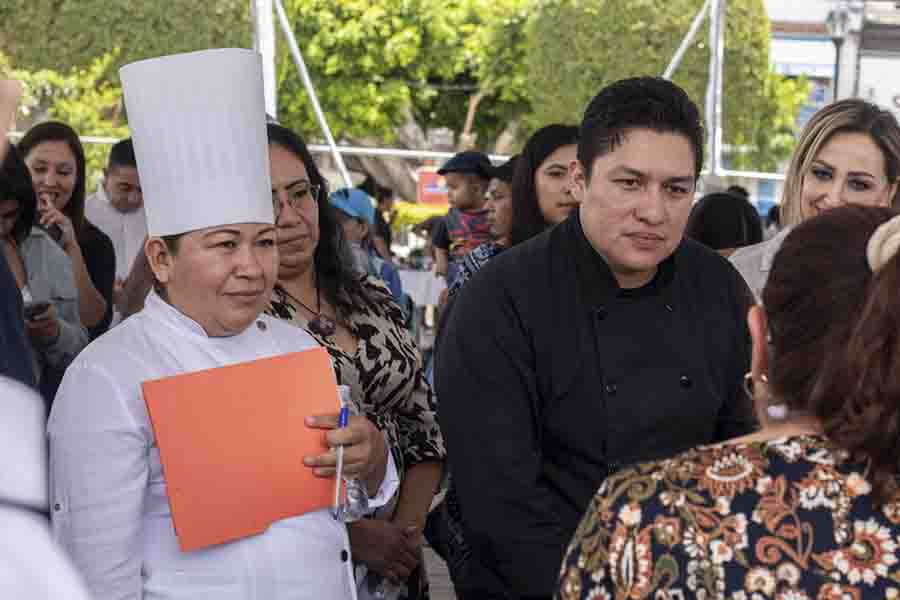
left=145, top=237, right=176, bottom=287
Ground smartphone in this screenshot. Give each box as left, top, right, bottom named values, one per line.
left=23, top=300, right=51, bottom=320
left=43, top=224, right=63, bottom=243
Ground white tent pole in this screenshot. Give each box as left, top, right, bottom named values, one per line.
left=705, top=0, right=726, bottom=176
left=251, top=0, right=278, bottom=119
left=662, top=0, right=713, bottom=80
left=272, top=0, right=353, bottom=189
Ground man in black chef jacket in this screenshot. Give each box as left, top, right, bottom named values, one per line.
left=435, top=77, right=756, bottom=599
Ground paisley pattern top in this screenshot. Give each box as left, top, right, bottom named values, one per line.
left=558, top=434, right=900, bottom=600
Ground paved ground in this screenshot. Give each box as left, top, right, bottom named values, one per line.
left=424, top=546, right=456, bottom=600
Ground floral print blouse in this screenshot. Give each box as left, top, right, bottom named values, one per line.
left=268, top=276, right=446, bottom=476
left=558, top=434, right=900, bottom=600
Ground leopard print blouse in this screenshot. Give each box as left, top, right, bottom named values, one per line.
left=268, top=276, right=445, bottom=476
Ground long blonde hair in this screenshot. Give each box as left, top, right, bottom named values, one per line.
left=780, top=99, right=900, bottom=228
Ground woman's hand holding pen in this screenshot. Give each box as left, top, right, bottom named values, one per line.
left=304, top=413, right=389, bottom=496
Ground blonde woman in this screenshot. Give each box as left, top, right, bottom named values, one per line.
left=730, top=98, right=900, bottom=299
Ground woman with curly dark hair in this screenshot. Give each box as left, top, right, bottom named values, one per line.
left=265, top=124, right=445, bottom=600
left=560, top=205, right=900, bottom=599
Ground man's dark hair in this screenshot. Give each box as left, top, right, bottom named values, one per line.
left=108, top=138, right=137, bottom=171
left=577, top=76, right=704, bottom=181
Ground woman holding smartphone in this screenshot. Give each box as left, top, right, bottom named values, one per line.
left=0, top=142, right=88, bottom=402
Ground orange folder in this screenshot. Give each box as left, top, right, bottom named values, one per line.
left=143, top=347, right=339, bottom=552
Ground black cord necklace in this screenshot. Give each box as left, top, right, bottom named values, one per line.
left=280, top=281, right=337, bottom=337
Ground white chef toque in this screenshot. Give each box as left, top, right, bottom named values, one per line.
left=120, top=49, right=274, bottom=237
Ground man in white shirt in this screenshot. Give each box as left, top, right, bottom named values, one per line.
left=85, top=138, right=147, bottom=317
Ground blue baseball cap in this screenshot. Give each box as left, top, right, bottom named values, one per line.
left=329, top=188, right=375, bottom=225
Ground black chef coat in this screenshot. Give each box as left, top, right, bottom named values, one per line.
left=435, top=211, right=755, bottom=599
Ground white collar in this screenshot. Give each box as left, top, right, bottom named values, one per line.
left=145, top=289, right=256, bottom=339
left=760, top=226, right=793, bottom=273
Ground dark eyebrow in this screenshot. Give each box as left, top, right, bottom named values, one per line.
left=256, top=226, right=277, bottom=238
left=543, top=162, right=569, bottom=170
left=272, top=178, right=310, bottom=193
left=812, top=159, right=877, bottom=179
left=202, top=228, right=241, bottom=239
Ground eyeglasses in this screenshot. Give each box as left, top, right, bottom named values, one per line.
left=273, top=182, right=320, bottom=219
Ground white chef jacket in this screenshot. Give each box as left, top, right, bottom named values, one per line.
left=85, top=186, right=149, bottom=282
left=49, top=291, right=399, bottom=600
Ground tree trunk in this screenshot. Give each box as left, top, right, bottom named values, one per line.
left=457, top=90, right=486, bottom=150
left=493, top=120, right=521, bottom=155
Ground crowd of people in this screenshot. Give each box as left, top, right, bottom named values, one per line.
left=2, top=46, right=900, bottom=600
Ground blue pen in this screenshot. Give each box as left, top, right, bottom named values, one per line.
left=332, top=403, right=350, bottom=517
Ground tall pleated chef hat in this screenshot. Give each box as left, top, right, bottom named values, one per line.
left=120, top=49, right=274, bottom=237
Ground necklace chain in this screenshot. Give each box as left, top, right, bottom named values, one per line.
left=279, top=284, right=337, bottom=337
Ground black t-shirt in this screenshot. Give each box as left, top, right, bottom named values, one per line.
left=80, top=221, right=115, bottom=339
left=373, top=209, right=392, bottom=250
left=431, top=216, right=449, bottom=251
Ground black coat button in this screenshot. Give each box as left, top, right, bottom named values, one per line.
left=680, top=375, right=692, bottom=389
left=340, top=549, right=349, bottom=562
left=605, top=382, right=617, bottom=396
left=595, top=306, right=607, bottom=320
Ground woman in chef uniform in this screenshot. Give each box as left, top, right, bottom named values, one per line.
left=48, top=49, right=398, bottom=600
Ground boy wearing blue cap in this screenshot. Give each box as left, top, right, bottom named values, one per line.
left=433, top=151, right=493, bottom=281
left=330, top=188, right=405, bottom=304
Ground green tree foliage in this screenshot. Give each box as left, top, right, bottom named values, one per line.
left=275, top=0, right=529, bottom=149
left=524, top=0, right=808, bottom=171
left=2, top=52, right=128, bottom=188
left=0, top=0, right=249, bottom=77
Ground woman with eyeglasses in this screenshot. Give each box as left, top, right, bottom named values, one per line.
left=731, top=98, right=900, bottom=299
left=266, top=124, right=445, bottom=600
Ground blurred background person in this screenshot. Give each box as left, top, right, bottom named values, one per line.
left=0, top=85, right=37, bottom=389
left=445, top=155, right=518, bottom=298
left=685, top=191, right=763, bottom=257
left=0, top=377, right=91, bottom=600
left=432, top=151, right=493, bottom=281
left=85, top=137, right=147, bottom=320
left=19, top=121, right=115, bottom=338
left=509, top=124, right=580, bottom=246
left=330, top=187, right=405, bottom=306
left=560, top=205, right=900, bottom=599
left=266, top=123, right=445, bottom=600
left=731, top=98, right=900, bottom=299
left=1, top=144, right=87, bottom=404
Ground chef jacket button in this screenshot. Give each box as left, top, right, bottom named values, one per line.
left=605, top=382, right=617, bottom=396
left=680, top=375, right=692, bottom=389
left=257, top=320, right=267, bottom=331
left=595, top=306, right=607, bottom=320
left=340, top=549, right=349, bottom=562
left=53, top=503, right=61, bottom=511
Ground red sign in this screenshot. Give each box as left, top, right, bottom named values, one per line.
left=417, top=168, right=449, bottom=206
